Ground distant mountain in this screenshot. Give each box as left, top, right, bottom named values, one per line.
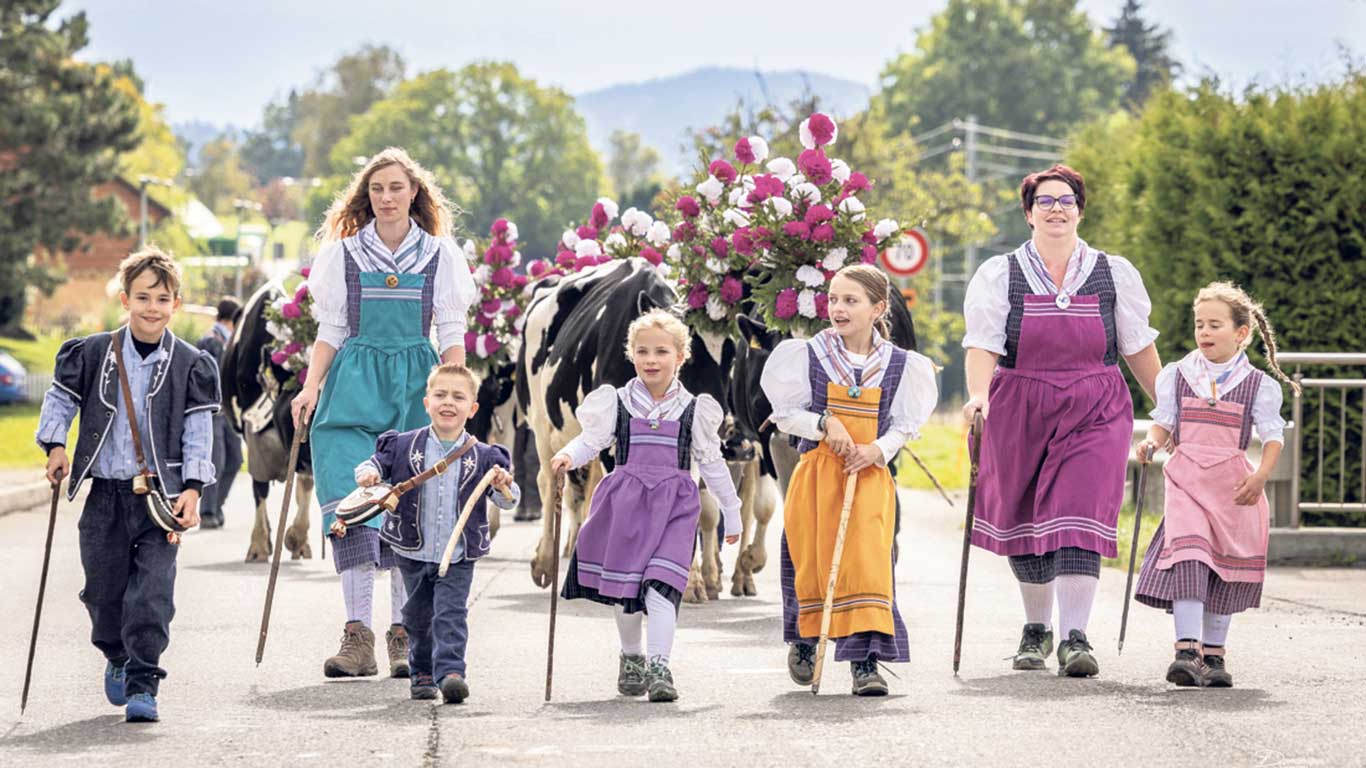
left=574, top=67, right=871, bottom=176
left=172, top=121, right=240, bottom=167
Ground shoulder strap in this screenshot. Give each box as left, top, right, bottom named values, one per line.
left=110, top=328, right=153, bottom=482
left=390, top=436, right=480, bottom=500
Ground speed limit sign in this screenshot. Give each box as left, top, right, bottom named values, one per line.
left=882, top=229, right=929, bottom=276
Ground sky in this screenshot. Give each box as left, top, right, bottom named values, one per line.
left=65, top=0, right=1366, bottom=128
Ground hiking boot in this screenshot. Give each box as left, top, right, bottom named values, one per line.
left=1056, top=629, right=1100, bottom=678
left=850, top=659, right=889, bottom=696
left=323, top=621, right=378, bottom=678
left=410, top=673, right=438, bottom=700
left=646, top=659, right=678, bottom=703
left=1012, top=623, right=1053, bottom=671
left=440, top=673, right=469, bottom=704
left=787, top=642, right=816, bottom=686
left=1201, top=646, right=1233, bottom=688
left=125, top=693, right=159, bottom=723
left=104, top=660, right=128, bottom=706
left=1166, top=640, right=1206, bottom=687
left=617, top=653, right=648, bottom=696
left=386, top=624, right=410, bottom=679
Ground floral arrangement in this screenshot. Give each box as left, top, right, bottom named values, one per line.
left=464, top=218, right=542, bottom=375
left=264, top=267, right=318, bottom=392
left=553, top=196, right=672, bottom=276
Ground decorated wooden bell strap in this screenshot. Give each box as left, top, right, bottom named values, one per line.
left=820, top=328, right=887, bottom=399
left=1024, top=239, right=1086, bottom=309
left=384, top=436, right=482, bottom=508
left=110, top=328, right=155, bottom=495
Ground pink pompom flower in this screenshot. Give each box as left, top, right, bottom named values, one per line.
left=281, top=302, right=301, bottom=320
left=734, top=138, right=756, bottom=165
left=708, top=159, right=738, bottom=184
left=687, top=284, right=710, bottom=310
left=676, top=196, right=701, bottom=218
left=775, top=288, right=799, bottom=320
left=782, top=221, right=812, bottom=240
left=798, top=149, right=833, bottom=186
left=720, top=276, right=743, bottom=305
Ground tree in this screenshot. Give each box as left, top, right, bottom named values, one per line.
left=1106, top=0, right=1181, bottom=109
left=878, top=0, right=1135, bottom=138
left=0, top=0, right=140, bottom=331
left=329, top=61, right=604, bottom=260
left=189, top=137, right=255, bottom=214
left=295, top=45, right=406, bottom=177
left=240, top=90, right=305, bottom=183
left=606, top=130, right=664, bottom=211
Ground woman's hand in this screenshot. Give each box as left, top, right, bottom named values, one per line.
left=962, top=396, right=989, bottom=423
left=823, top=416, right=854, bottom=458
left=292, top=385, right=320, bottom=429
left=1233, top=471, right=1269, bottom=506
left=549, top=454, right=572, bottom=475
left=843, top=444, right=884, bottom=474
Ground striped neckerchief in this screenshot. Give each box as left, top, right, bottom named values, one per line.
left=626, top=376, right=685, bottom=424
left=344, top=218, right=439, bottom=274
left=1022, top=238, right=1088, bottom=298
left=818, top=327, right=891, bottom=392
left=1178, top=349, right=1254, bottom=405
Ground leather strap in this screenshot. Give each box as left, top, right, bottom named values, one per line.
left=389, top=435, right=480, bottom=500
left=110, top=328, right=154, bottom=483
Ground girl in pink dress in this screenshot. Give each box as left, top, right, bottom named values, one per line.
left=1134, top=282, right=1300, bottom=688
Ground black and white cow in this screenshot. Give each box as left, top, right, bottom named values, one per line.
left=517, top=258, right=737, bottom=597
left=220, top=283, right=315, bottom=563
left=467, top=358, right=520, bottom=538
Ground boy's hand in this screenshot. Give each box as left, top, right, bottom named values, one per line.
left=490, top=466, right=514, bottom=493
left=46, top=446, right=69, bottom=486
left=1233, top=471, right=1269, bottom=506
left=174, top=488, right=201, bottom=529
left=357, top=468, right=381, bottom=487
left=550, top=454, right=572, bottom=475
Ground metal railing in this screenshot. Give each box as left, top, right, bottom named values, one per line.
left=1283, top=353, right=1366, bottom=528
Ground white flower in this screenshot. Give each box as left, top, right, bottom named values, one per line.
left=748, top=136, right=770, bottom=163
left=706, top=257, right=728, bottom=275
left=739, top=174, right=756, bottom=190
left=723, top=208, right=751, bottom=228
left=462, top=239, right=478, bottom=259
left=604, top=232, right=628, bottom=254
left=597, top=197, right=620, bottom=221
left=562, top=230, right=580, bottom=249
left=474, top=335, right=491, bottom=359
left=822, top=248, right=848, bottom=271
left=706, top=295, right=728, bottom=321
left=646, top=220, right=671, bottom=247
left=506, top=222, right=519, bottom=242
left=667, top=244, right=682, bottom=261
left=696, top=175, right=724, bottom=204
left=511, top=250, right=522, bottom=267
left=501, top=298, right=516, bottom=312
left=621, top=207, right=653, bottom=236
left=575, top=239, right=603, bottom=257
left=796, top=264, right=826, bottom=288
left=839, top=196, right=867, bottom=222
left=873, top=218, right=901, bottom=241
left=766, top=157, right=797, bottom=182
left=793, top=183, right=822, bottom=205
left=655, top=262, right=673, bottom=279
left=797, top=289, right=819, bottom=318
left=765, top=197, right=794, bottom=218
left=474, top=264, right=492, bottom=285
left=265, top=320, right=284, bottom=341
left=831, top=159, right=851, bottom=185
left=728, top=186, right=748, bottom=208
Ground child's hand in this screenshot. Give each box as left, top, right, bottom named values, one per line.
left=46, top=446, right=69, bottom=486
left=490, top=466, right=514, bottom=492
left=1134, top=438, right=1160, bottom=464
left=962, top=396, right=990, bottom=423
left=1233, top=471, right=1269, bottom=506
left=357, top=468, right=381, bottom=487
left=843, top=444, right=884, bottom=474
left=174, top=488, right=201, bottom=530
left=550, top=454, right=572, bottom=475
left=823, top=416, right=854, bottom=458
left=725, top=534, right=739, bottom=545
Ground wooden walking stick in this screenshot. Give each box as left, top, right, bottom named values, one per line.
left=953, top=412, right=985, bottom=676
left=1118, top=445, right=1152, bottom=655
left=21, top=470, right=64, bottom=714
left=256, top=418, right=306, bottom=665
left=545, top=470, right=567, bottom=702
left=437, top=468, right=500, bottom=578
left=811, top=472, right=860, bottom=695
left=906, top=447, right=954, bottom=507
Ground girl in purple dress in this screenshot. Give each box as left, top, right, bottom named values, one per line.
left=961, top=164, right=1162, bottom=678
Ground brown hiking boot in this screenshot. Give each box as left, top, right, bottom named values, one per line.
left=1165, top=640, right=1206, bottom=687
left=323, top=621, right=378, bottom=678
left=386, top=624, right=410, bottom=679
left=1202, top=645, right=1233, bottom=688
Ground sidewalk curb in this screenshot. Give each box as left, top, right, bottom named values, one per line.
left=0, top=480, right=53, bottom=517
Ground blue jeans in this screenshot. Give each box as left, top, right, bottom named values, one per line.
left=79, top=479, right=178, bottom=696
left=398, top=557, right=475, bottom=681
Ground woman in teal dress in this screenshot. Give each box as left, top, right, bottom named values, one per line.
left=293, top=147, right=474, bottom=679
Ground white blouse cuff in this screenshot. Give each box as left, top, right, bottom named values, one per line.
left=436, top=318, right=467, bottom=355
left=774, top=410, right=824, bottom=441
left=1118, top=327, right=1160, bottom=357
left=317, top=321, right=348, bottom=351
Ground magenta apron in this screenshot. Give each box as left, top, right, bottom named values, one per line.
left=972, top=254, right=1133, bottom=558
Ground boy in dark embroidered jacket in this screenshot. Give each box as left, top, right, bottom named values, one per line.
left=36, top=247, right=220, bottom=723
left=355, top=363, right=518, bottom=704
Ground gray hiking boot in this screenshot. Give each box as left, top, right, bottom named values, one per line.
left=1166, top=640, right=1206, bottom=687
left=323, top=621, right=379, bottom=678
left=850, top=659, right=889, bottom=696
left=440, top=673, right=470, bottom=704
left=788, top=642, right=816, bottom=686
left=646, top=659, right=678, bottom=703
left=1201, top=646, right=1233, bottom=688
left=386, top=624, right=410, bottom=679
left=1056, top=629, right=1100, bottom=678
left=410, top=673, right=438, bottom=700
left=1012, top=623, right=1054, bottom=671
left=617, top=653, right=648, bottom=696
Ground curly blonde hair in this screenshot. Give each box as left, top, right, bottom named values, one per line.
left=315, top=147, right=460, bottom=243
left=1194, top=281, right=1301, bottom=395
left=625, top=309, right=691, bottom=362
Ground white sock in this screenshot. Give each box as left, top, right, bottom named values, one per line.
left=1203, top=611, right=1232, bottom=647
left=614, top=606, right=644, bottom=656
left=1055, top=574, right=1098, bottom=638
left=341, top=563, right=376, bottom=628
left=389, top=568, right=407, bottom=626
left=1018, top=581, right=1054, bottom=628
left=644, top=587, right=677, bottom=665
left=1172, top=599, right=1204, bottom=642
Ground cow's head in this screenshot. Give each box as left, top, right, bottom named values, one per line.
left=730, top=313, right=783, bottom=443
left=468, top=360, right=517, bottom=443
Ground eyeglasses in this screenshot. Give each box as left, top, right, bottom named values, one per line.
left=1034, top=194, right=1078, bottom=211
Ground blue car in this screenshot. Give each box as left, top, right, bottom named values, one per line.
left=0, top=351, right=27, bottom=404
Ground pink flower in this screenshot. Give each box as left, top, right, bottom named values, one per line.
left=862, top=244, right=879, bottom=264
left=804, top=204, right=834, bottom=225
left=270, top=350, right=288, bottom=366
left=720, top=276, right=743, bottom=304
left=284, top=341, right=302, bottom=355
left=590, top=203, right=610, bottom=229
left=482, top=334, right=503, bottom=356
left=481, top=298, right=501, bottom=315
left=732, top=228, right=755, bottom=255
left=293, top=284, right=309, bottom=303
left=676, top=196, right=701, bottom=218
left=687, top=284, right=709, bottom=310
left=807, top=113, right=836, bottom=146
left=753, top=226, right=774, bottom=249
left=513, top=274, right=529, bottom=288
left=507, top=305, right=522, bottom=318
left=484, top=243, right=512, bottom=265
left=775, top=288, right=799, bottom=320
left=530, top=260, right=550, bottom=278
left=673, top=222, right=697, bottom=242
left=491, top=218, right=509, bottom=237
left=555, top=251, right=577, bottom=269
left=844, top=172, right=872, bottom=194
left=596, top=253, right=615, bottom=265
left=734, top=138, right=756, bottom=165
left=815, top=292, right=830, bottom=319
left=577, top=225, right=598, bottom=241
left=798, top=149, right=833, bottom=186
left=465, top=330, right=478, bottom=350
left=812, top=224, right=835, bottom=242
left=862, top=229, right=879, bottom=245
left=746, top=174, right=785, bottom=204
left=710, top=236, right=729, bottom=258
left=281, top=302, right=301, bottom=319
left=709, top=159, right=738, bottom=184
left=639, top=246, right=663, bottom=266
left=477, top=313, right=495, bottom=328
left=298, top=367, right=309, bottom=386
left=782, top=221, right=811, bottom=240
left=491, top=267, right=514, bottom=288
left=300, top=266, right=311, bottom=278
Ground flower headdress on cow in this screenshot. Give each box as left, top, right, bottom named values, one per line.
left=263, top=268, right=318, bottom=392
left=463, top=218, right=545, bottom=376
left=554, top=196, right=672, bottom=276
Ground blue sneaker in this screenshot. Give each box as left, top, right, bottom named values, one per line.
left=125, top=693, right=159, bottom=722
left=104, top=661, right=127, bottom=706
